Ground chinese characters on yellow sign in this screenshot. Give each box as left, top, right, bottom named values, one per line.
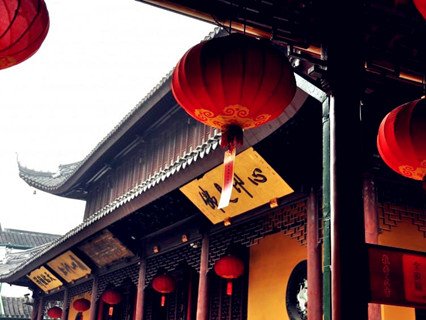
left=27, top=266, right=63, bottom=292
left=47, top=250, right=91, bottom=283
left=180, top=147, right=293, bottom=224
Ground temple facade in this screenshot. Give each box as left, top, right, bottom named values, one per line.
left=0, top=1, right=425, bottom=318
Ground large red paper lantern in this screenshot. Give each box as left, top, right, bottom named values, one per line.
left=414, top=0, right=426, bottom=19
left=377, top=98, right=426, bottom=188
left=47, top=306, right=62, bottom=319
left=0, top=0, right=49, bottom=70
left=73, top=298, right=91, bottom=312
left=172, top=33, right=296, bottom=208
left=214, top=254, right=244, bottom=296
left=152, top=273, right=175, bottom=307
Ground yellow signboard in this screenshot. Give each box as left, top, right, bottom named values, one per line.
left=47, top=250, right=91, bottom=283
left=180, top=147, right=293, bottom=224
left=27, top=266, right=63, bottom=293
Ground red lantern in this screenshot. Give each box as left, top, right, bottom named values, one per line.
left=73, top=298, right=91, bottom=312
left=152, top=273, right=175, bottom=307
left=214, top=255, right=244, bottom=296
left=0, top=0, right=49, bottom=69
left=172, top=33, right=296, bottom=208
left=377, top=98, right=426, bottom=189
left=47, top=306, right=62, bottom=319
left=101, top=288, right=122, bottom=305
left=414, top=0, right=426, bottom=19
left=101, top=288, right=122, bottom=317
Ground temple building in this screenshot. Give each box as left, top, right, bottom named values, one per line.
left=0, top=1, right=426, bottom=320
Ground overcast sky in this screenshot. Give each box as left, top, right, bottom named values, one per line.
left=0, top=0, right=214, bottom=235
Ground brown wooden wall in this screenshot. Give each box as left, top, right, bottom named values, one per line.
left=84, top=110, right=218, bottom=218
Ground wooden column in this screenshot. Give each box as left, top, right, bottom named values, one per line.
left=324, top=0, right=368, bottom=318
left=196, top=234, right=209, bottom=320
left=89, top=277, right=99, bottom=320
left=61, top=288, right=69, bottom=320
left=363, top=175, right=381, bottom=320
left=36, top=296, right=43, bottom=320
left=307, top=190, right=322, bottom=320
left=134, top=258, right=147, bottom=320
left=31, top=296, right=38, bottom=320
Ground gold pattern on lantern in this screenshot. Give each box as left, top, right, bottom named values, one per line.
left=194, top=105, right=271, bottom=130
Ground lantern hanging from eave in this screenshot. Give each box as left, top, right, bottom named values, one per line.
left=0, top=0, right=49, bottom=70
left=214, top=254, right=244, bottom=296
left=377, top=97, right=426, bottom=190
left=171, top=33, right=296, bottom=209
left=101, top=288, right=122, bottom=317
left=414, top=0, right=426, bottom=19
left=73, top=298, right=91, bottom=312
left=152, top=273, right=175, bottom=307
left=47, top=306, right=62, bottom=319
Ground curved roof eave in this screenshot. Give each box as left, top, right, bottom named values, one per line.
left=17, top=28, right=223, bottom=199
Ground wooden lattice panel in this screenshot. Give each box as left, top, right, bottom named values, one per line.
left=66, top=279, right=93, bottom=305
left=209, top=198, right=309, bottom=269
left=96, top=262, right=139, bottom=299
left=379, top=202, right=426, bottom=237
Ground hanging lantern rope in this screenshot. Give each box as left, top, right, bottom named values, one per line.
left=172, top=32, right=296, bottom=209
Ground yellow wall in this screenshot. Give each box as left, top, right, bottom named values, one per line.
left=379, top=218, right=426, bottom=320
left=247, top=232, right=306, bottom=320
left=68, top=292, right=92, bottom=320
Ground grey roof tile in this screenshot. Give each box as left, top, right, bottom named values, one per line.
left=1, top=296, right=32, bottom=319
left=0, top=229, right=61, bottom=249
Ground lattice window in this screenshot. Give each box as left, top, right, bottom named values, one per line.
left=67, top=279, right=93, bottom=305
left=145, top=243, right=201, bottom=285
left=378, top=202, right=426, bottom=237
left=97, top=263, right=139, bottom=299
left=209, top=198, right=309, bottom=269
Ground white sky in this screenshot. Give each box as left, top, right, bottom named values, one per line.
left=0, top=0, right=214, bottom=235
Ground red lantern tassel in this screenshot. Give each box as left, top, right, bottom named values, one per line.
left=218, top=125, right=243, bottom=209
left=108, top=306, right=114, bottom=317
left=161, top=295, right=166, bottom=307
left=226, top=280, right=233, bottom=296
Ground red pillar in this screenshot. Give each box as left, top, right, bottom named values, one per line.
left=363, top=176, right=381, bottom=320
left=89, top=277, right=99, bottom=320
left=196, top=234, right=209, bottom=320
left=36, top=296, right=43, bottom=320
left=61, top=288, right=69, bottom=320
left=134, top=258, right=146, bottom=320
left=307, top=191, right=322, bottom=320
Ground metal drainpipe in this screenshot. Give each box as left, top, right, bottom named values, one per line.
left=322, top=97, right=331, bottom=320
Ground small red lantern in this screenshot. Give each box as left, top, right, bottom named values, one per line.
left=101, top=288, right=122, bottom=305
left=0, top=0, right=50, bottom=69
left=101, top=288, right=122, bottom=317
left=47, top=306, right=62, bottom=319
left=214, top=254, right=244, bottom=296
left=414, top=0, right=426, bottom=19
left=172, top=33, right=296, bottom=208
left=152, top=273, right=175, bottom=307
left=73, top=298, right=91, bottom=312
left=377, top=98, right=426, bottom=189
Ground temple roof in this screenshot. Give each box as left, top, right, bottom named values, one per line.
left=0, top=244, right=49, bottom=280
left=0, top=296, right=32, bottom=319
left=0, top=227, right=61, bottom=250
left=17, top=29, right=222, bottom=199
